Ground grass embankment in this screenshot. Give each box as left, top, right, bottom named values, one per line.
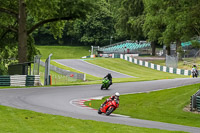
left=41, top=58, right=186, bottom=85
left=149, top=58, right=200, bottom=70
left=36, top=45, right=90, bottom=59
left=0, top=106, right=185, bottom=133
left=51, top=61, right=101, bottom=81
left=38, top=58, right=187, bottom=85
left=85, top=83, right=200, bottom=127
left=38, top=60, right=101, bottom=86
left=85, top=58, right=187, bottom=83
left=36, top=46, right=187, bottom=84
left=37, top=46, right=101, bottom=85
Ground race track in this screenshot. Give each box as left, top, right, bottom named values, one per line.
left=54, top=59, right=133, bottom=78
left=0, top=78, right=200, bottom=132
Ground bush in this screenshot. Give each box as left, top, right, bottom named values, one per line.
left=0, top=63, right=8, bottom=75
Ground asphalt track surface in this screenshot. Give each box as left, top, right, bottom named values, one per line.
left=0, top=78, right=200, bottom=132
left=54, top=59, right=133, bottom=78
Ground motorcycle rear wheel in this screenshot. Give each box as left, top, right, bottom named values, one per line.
left=98, top=108, right=102, bottom=114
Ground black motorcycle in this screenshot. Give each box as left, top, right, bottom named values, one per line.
left=192, top=70, right=198, bottom=78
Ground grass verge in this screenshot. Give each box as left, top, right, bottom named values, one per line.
left=37, top=58, right=188, bottom=86
left=85, top=58, right=187, bottom=82
left=85, top=83, right=200, bottom=127
left=148, top=58, right=200, bottom=70
left=0, top=105, right=185, bottom=133
left=51, top=61, right=101, bottom=81
left=36, top=46, right=90, bottom=59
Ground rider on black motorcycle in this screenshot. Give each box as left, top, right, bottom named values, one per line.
left=101, top=92, right=120, bottom=107
left=192, top=65, right=198, bottom=78
left=104, top=73, right=112, bottom=86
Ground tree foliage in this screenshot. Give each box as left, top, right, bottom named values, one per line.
left=76, top=0, right=114, bottom=46
left=143, top=0, right=200, bottom=55
left=115, top=0, right=145, bottom=40
left=0, top=0, right=94, bottom=63
left=34, top=0, right=115, bottom=46
left=1, top=0, right=200, bottom=64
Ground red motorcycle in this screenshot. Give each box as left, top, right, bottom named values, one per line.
left=98, top=99, right=119, bottom=116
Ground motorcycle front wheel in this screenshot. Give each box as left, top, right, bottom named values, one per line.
left=106, top=106, right=115, bottom=116
left=100, top=85, right=104, bottom=90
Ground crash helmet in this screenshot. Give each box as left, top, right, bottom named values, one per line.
left=115, top=92, right=120, bottom=97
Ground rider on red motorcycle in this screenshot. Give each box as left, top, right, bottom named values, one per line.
left=101, top=92, right=120, bottom=107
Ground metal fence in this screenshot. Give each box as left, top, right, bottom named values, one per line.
left=40, top=60, right=85, bottom=81
left=190, top=89, right=200, bottom=112
left=0, top=75, right=40, bottom=86
left=166, top=55, right=178, bottom=68
left=33, top=55, right=41, bottom=75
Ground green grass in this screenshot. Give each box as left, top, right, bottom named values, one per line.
left=149, top=57, right=200, bottom=70
left=51, top=61, right=101, bottom=81
left=85, top=83, right=200, bottom=127
left=36, top=46, right=90, bottom=59
left=38, top=58, right=188, bottom=86
left=39, top=65, right=83, bottom=86
left=85, top=58, right=187, bottom=83
left=36, top=46, right=188, bottom=84
left=0, top=105, right=185, bottom=133
left=37, top=60, right=101, bottom=86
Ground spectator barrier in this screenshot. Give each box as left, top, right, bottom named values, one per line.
left=40, top=60, right=86, bottom=81
left=190, top=89, right=200, bottom=112
left=0, top=75, right=40, bottom=86
left=119, top=54, right=193, bottom=76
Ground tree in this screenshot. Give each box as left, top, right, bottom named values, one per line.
left=115, top=0, right=145, bottom=40
left=0, top=0, right=94, bottom=63
left=64, top=0, right=114, bottom=46
left=143, top=0, right=200, bottom=56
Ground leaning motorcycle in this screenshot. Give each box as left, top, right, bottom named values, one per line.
left=192, top=70, right=198, bottom=78
left=98, top=99, right=119, bottom=116
left=100, top=77, right=110, bottom=90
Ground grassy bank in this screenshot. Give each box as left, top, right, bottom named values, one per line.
left=51, top=61, right=101, bottom=81
left=85, top=83, right=200, bottom=127
left=38, top=58, right=188, bottom=86
left=85, top=58, right=187, bottom=82
left=0, top=105, right=184, bottom=133
left=41, top=58, right=187, bottom=86
left=149, top=57, right=200, bottom=70
left=36, top=46, right=90, bottom=59
left=36, top=46, right=188, bottom=85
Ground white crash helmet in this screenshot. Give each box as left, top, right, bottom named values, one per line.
left=115, top=92, right=120, bottom=96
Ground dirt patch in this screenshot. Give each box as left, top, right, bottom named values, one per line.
left=183, top=104, right=200, bottom=114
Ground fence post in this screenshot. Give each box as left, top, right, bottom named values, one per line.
left=44, top=53, right=52, bottom=85
left=196, top=96, right=200, bottom=112
left=190, top=95, right=194, bottom=111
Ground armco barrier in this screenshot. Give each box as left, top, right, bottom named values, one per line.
left=81, top=53, right=195, bottom=76
left=0, top=75, right=10, bottom=86
left=190, top=89, right=200, bottom=111
left=119, top=54, right=193, bottom=76
left=0, top=75, right=41, bottom=87
left=40, top=60, right=85, bottom=81
left=196, top=96, right=200, bottom=112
